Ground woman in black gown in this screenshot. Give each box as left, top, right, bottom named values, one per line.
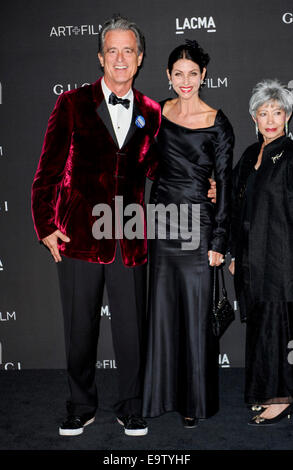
left=229, top=80, right=293, bottom=425
left=143, top=41, right=234, bottom=426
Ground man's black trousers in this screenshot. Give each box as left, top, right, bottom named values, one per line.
left=57, top=247, right=147, bottom=417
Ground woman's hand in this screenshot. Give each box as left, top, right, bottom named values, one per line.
left=208, top=250, right=224, bottom=267
left=207, top=178, right=216, bottom=203
left=229, top=260, right=235, bottom=275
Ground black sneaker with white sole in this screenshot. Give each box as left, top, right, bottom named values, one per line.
left=59, top=414, right=95, bottom=436
left=117, top=415, right=148, bottom=436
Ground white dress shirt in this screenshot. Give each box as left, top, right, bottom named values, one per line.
left=101, top=77, right=134, bottom=149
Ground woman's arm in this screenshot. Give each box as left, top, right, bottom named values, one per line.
left=209, top=115, right=234, bottom=255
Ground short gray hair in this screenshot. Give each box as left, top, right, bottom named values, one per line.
left=98, top=15, right=145, bottom=56
left=249, top=79, right=293, bottom=117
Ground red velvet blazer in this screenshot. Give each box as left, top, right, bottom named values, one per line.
left=31, top=78, right=161, bottom=266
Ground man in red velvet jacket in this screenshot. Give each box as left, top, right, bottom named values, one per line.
left=31, top=16, right=160, bottom=437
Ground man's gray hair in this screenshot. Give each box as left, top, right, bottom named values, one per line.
left=249, top=79, right=293, bottom=117
left=98, top=15, right=145, bottom=56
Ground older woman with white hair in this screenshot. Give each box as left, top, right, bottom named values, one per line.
left=229, top=79, right=293, bottom=425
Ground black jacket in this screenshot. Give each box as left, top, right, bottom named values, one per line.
left=231, top=135, right=293, bottom=303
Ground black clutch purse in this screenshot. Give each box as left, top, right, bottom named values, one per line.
left=212, top=266, right=235, bottom=337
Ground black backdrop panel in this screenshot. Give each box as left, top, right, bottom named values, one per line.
left=0, top=0, right=292, bottom=370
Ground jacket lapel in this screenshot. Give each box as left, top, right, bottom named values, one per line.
left=96, top=98, right=119, bottom=148
left=92, top=78, right=119, bottom=148
left=92, top=79, right=145, bottom=150
left=123, top=100, right=142, bottom=148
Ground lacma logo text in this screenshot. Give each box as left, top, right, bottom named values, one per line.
left=176, top=16, right=216, bottom=34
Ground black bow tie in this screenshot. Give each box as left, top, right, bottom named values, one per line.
left=109, top=92, right=130, bottom=109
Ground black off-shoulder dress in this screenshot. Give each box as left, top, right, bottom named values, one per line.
left=143, top=103, right=234, bottom=418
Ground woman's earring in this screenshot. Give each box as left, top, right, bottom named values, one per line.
left=285, top=121, right=289, bottom=136
left=255, top=122, right=259, bottom=136
left=168, top=80, right=172, bottom=90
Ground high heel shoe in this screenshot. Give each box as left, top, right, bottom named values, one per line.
left=248, top=404, right=293, bottom=426
left=182, top=417, right=199, bottom=428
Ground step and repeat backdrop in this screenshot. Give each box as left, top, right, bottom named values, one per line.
left=0, top=0, right=292, bottom=370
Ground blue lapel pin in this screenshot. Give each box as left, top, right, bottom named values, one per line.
left=135, top=115, right=145, bottom=128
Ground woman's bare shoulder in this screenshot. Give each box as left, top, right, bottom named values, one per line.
left=162, top=98, right=177, bottom=115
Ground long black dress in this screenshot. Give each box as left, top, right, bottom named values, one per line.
left=231, top=136, right=293, bottom=405
left=143, top=103, right=234, bottom=418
